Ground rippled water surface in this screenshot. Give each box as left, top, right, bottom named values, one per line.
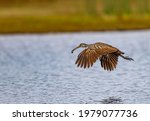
left=0, top=31, right=150, bottom=104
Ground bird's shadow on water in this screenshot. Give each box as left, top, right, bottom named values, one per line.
left=83, top=96, right=123, bottom=104
left=100, top=96, right=123, bottom=104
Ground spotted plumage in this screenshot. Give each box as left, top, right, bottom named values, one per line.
left=71, top=42, right=133, bottom=71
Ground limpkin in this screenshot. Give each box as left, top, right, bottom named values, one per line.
left=71, top=42, right=133, bottom=71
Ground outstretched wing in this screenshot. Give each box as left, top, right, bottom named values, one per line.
left=75, top=48, right=100, bottom=68
left=100, top=53, right=118, bottom=71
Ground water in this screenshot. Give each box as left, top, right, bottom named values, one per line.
left=0, top=30, right=150, bottom=104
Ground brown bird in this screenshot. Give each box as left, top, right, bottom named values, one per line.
left=71, top=42, right=133, bottom=71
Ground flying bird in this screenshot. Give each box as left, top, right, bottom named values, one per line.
left=71, top=42, right=133, bottom=71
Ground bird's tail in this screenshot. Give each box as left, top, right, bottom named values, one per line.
left=120, top=55, right=134, bottom=61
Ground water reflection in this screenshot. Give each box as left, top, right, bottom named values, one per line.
left=100, top=97, right=123, bottom=104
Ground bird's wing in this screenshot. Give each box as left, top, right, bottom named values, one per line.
left=93, top=42, right=118, bottom=55
left=75, top=48, right=100, bottom=68
left=100, top=53, right=118, bottom=71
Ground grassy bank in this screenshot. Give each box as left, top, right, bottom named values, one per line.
left=0, top=0, right=150, bottom=33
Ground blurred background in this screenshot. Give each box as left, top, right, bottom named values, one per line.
left=0, top=0, right=150, bottom=33
left=0, top=0, right=150, bottom=104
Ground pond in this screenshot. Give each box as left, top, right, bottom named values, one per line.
left=0, top=30, right=150, bottom=103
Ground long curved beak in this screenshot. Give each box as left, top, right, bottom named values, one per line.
left=71, top=45, right=80, bottom=53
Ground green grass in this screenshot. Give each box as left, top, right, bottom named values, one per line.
left=0, top=0, right=150, bottom=33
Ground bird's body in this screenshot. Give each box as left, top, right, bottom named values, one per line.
left=71, top=42, right=133, bottom=71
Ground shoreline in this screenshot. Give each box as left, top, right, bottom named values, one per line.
left=0, top=17, right=150, bottom=34
left=0, top=0, right=150, bottom=34
left=0, top=29, right=150, bottom=35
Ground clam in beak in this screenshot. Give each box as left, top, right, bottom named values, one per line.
left=71, top=45, right=80, bottom=53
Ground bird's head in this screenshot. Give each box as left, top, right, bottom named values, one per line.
left=71, top=43, right=88, bottom=53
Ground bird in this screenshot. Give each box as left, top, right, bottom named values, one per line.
left=71, top=42, right=134, bottom=71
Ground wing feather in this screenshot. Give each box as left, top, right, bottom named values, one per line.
left=103, top=56, right=107, bottom=70
left=93, top=42, right=118, bottom=55
left=109, top=59, right=115, bottom=70
left=81, top=53, right=85, bottom=68
left=88, top=52, right=92, bottom=67
left=105, top=56, right=109, bottom=70
left=101, top=56, right=104, bottom=68
left=86, top=53, right=90, bottom=68
left=100, top=53, right=119, bottom=71
left=84, top=55, right=87, bottom=68
left=75, top=48, right=100, bottom=68
left=107, top=56, right=112, bottom=71
left=109, top=54, right=118, bottom=68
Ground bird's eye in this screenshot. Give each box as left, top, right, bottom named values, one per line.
left=80, top=43, right=86, bottom=47
left=80, top=44, right=83, bottom=47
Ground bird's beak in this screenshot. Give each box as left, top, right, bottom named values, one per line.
left=71, top=45, right=80, bottom=53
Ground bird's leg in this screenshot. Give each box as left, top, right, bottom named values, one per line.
left=120, top=54, right=134, bottom=61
